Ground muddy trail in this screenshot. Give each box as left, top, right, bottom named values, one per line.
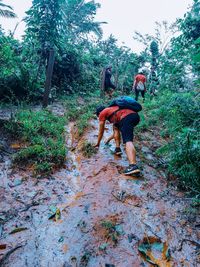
left=0, top=109, right=199, bottom=267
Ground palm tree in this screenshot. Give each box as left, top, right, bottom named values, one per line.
left=0, top=0, right=16, bottom=18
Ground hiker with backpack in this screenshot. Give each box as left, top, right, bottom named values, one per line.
left=133, top=71, right=147, bottom=102
left=104, top=66, right=116, bottom=98
left=94, top=96, right=142, bottom=175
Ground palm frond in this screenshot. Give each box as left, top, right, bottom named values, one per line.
left=0, top=8, right=17, bottom=18
left=0, top=1, right=13, bottom=10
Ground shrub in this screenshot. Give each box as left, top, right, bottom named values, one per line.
left=5, top=110, right=66, bottom=175
left=143, top=91, right=200, bottom=195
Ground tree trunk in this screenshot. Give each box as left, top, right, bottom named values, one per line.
left=43, top=49, right=55, bottom=108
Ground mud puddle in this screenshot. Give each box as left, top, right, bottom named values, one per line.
left=0, top=117, right=199, bottom=267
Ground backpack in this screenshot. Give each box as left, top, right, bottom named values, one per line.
left=107, top=96, right=142, bottom=122
left=109, top=96, right=142, bottom=112
left=136, top=81, right=145, bottom=91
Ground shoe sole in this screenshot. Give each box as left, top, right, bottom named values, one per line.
left=124, top=169, right=140, bottom=175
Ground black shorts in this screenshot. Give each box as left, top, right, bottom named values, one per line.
left=115, top=113, right=140, bottom=143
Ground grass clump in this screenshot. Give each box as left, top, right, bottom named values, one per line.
left=64, top=93, right=104, bottom=136
left=81, top=141, right=97, bottom=158
left=5, top=109, right=66, bottom=175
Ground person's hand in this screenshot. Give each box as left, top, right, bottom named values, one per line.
left=93, top=143, right=99, bottom=148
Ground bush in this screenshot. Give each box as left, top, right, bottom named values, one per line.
left=161, top=129, right=200, bottom=194
left=143, top=91, right=200, bottom=195
left=5, top=110, right=66, bottom=175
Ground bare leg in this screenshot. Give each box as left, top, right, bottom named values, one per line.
left=105, top=125, right=116, bottom=144
left=114, top=127, right=121, bottom=148
left=125, top=141, right=136, bottom=165
left=109, top=89, right=114, bottom=99
left=105, top=134, right=114, bottom=144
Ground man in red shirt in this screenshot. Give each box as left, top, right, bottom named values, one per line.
left=94, top=105, right=140, bottom=175
left=133, top=71, right=147, bottom=102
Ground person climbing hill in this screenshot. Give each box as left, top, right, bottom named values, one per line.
left=133, top=71, right=147, bottom=102
left=94, top=96, right=142, bottom=175
left=103, top=66, right=116, bottom=98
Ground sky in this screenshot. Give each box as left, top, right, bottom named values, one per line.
left=0, top=0, right=193, bottom=52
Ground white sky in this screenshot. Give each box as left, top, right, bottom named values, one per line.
left=0, top=0, right=193, bottom=52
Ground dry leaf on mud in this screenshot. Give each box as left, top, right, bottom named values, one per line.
left=62, top=244, right=68, bottom=253
left=138, top=236, right=171, bottom=267
left=0, top=244, right=7, bottom=250
left=10, top=143, right=21, bottom=149
left=48, top=206, right=61, bottom=221
left=9, top=227, right=28, bottom=235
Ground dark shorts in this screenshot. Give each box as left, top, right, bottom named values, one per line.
left=115, top=113, right=140, bottom=143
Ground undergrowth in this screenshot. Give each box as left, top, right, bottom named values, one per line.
left=140, top=91, right=200, bottom=196
left=5, top=109, right=66, bottom=175
left=81, top=141, right=97, bottom=158
left=64, top=92, right=104, bottom=136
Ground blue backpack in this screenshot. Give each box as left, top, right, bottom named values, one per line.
left=107, top=96, right=142, bottom=122
left=109, top=96, right=142, bottom=112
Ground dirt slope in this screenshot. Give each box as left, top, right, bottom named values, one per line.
left=0, top=116, right=199, bottom=267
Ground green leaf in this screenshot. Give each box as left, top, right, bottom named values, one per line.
left=99, top=243, right=109, bottom=251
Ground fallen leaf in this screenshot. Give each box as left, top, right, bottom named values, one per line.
left=55, top=209, right=61, bottom=221
left=10, top=144, right=21, bottom=149
left=138, top=236, right=171, bottom=267
left=0, top=244, right=6, bottom=250
left=48, top=206, right=61, bottom=221
left=99, top=243, right=109, bottom=251
left=9, top=227, right=28, bottom=234
left=13, top=179, right=22, bottom=187
left=62, top=244, right=68, bottom=253
left=58, top=236, right=64, bottom=243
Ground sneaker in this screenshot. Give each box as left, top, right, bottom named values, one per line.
left=123, top=164, right=140, bottom=175
left=114, top=147, right=122, bottom=155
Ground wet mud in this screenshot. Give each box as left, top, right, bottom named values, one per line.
left=0, top=114, right=199, bottom=267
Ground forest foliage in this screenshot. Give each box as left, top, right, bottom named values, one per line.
left=0, top=0, right=199, bottom=194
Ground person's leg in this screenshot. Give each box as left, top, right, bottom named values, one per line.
left=125, top=141, right=136, bottom=164
left=141, top=90, right=145, bottom=102
left=135, top=89, right=139, bottom=101
left=114, top=126, right=121, bottom=148
left=105, top=133, right=114, bottom=145
left=113, top=126, right=122, bottom=155
left=119, top=114, right=140, bottom=174
left=108, top=88, right=114, bottom=99
left=105, top=125, right=116, bottom=145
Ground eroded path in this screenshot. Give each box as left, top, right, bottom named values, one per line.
left=0, top=116, right=199, bottom=267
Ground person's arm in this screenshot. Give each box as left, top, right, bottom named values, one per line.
left=94, top=120, right=105, bottom=147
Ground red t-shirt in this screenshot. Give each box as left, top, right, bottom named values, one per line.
left=135, top=74, right=146, bottom=84
left=99, top=106, right=135, bottom=123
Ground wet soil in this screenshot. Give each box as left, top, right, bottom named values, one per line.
left=0, top=109, right=199, bottom=267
